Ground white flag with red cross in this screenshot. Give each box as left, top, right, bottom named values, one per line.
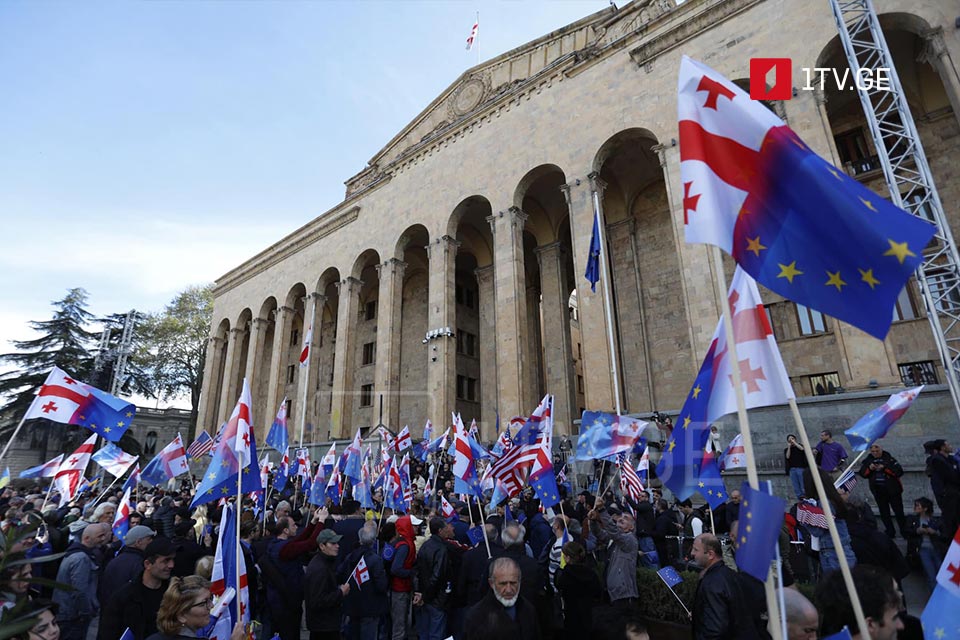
left=300, top=325, right=312, bottom=367
left=441, top=495, right=456, bottom=518
left=465, top=20, right=478, bottom=50
left=231, top=379, right=254, bottom=468
left=54, top=434, right=98, bottom=507
left=706, top=267, right=795, bottom=422
left=937, top=526, right=960, bottom=596
left=352, top=555, right=370, bottom=586
left=396, top=425, right=413, bottom=452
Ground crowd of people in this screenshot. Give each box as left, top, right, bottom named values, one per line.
left=0, top=433, right=957, bottom=640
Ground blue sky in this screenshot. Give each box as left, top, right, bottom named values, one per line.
left=0, top=0, right=607, bottom=404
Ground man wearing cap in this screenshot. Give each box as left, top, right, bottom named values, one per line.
left=98, top=537, right=176, bottom=640
left=305, top=528, right=350, bottom=640
left=53, top=522, right=110, bottom=640
left=99, top=525, right=156, bottom=595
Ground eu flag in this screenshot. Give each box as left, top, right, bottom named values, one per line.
left=844, top=386, right=922, bottom=452
left=678, top=56, right=936, bottom=341
left=656, top=340, right=717, bottom=500
left=692, top=452, right=726, bottom=510
left=735, top=481, right=786, bottom=582
left=191, top=425, right=262, bottom=508
left=584, top=212, right=601, bottom=293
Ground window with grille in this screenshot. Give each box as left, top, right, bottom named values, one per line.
left=808, top=372, right=840, bottom=396
left=899, top=361, right=938, bottom=386
left=362, top=342, right=376, bottom=365
left=796, top=303, right=827, bottom=336
left=360, top=384, right=374, bottom=407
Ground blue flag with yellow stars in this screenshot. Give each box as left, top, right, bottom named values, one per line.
left=656, top=340, right=717, bottom=501
left=693, top=451, right=726, bottom=510
left=735, top=481, right=786, bottom=582
left=584, top=211, right=602, bottom=292
left=191, top=423, right=262, bottom=509
left=920, top=584, right=960, bottom=640
left=677, top=56, right=936, bottom=341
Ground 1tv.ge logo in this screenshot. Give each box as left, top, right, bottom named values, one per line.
left=749, top=58, right=892, bottom=100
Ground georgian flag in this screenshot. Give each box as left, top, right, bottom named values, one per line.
left=54, top=434, right=98, bottom=506
left=211, top=504, right=250, bottom=625
left=705, top=268, right=795, bottom=423
left=113, top=487, right=132, bottom=541
left=396, top=426, right=412, bottom=452
left=351, top=555, right=370, bottom=586
left=440, top=495, right=456, bottom=519
left=936, top=527, right=960, bottom=596
left=465, top=20, right=478, bottom=50
left=720, top=434, right=747, bottom=471
left=19, top=454, right=63, bottom=479
left=295, top=448, right=311, bottom=480
left=231, top=379, right=254, bottom=468
left=378, top=426, right=396, bottom=451
left=300, top=325, right=312, bottom=367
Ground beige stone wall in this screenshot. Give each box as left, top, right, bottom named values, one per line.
left=198, top=0, right=960, bottom=442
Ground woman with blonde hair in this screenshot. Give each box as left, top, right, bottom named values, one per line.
left=147, top=576, right=243, bottom=640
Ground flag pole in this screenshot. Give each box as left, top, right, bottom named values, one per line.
left=298, top=296, right=316, bottom=451
left=787, top=398, right=870, bottom=637
left=656, top=572, right=692, bottom=618
left=836, top=449, right=869, bottom=483
left=88, top=474, right=123, bottom=509
left=590, top=191, right=623, bottom=416
left=0, top=396, right=39, bottom=464
left=476, top=495, right=492, bottom=559
left=708, top=246, right=781, bottom=640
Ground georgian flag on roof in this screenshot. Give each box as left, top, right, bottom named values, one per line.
left=23, top=366, right=136, bottom=442
left=465, top=20, right=478, bottom=50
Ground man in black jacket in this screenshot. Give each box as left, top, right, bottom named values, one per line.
left=99, top=526, right=156, bottom=595
left=690, top=533, right=760, bottom=640
left=305, top=529, right=350, bottom=640
left=858, top=444, right=907, bottom=538
left=926, top=439, right=960, bottom=539
left=416, top=517, right=455, bottom=640
left=463, top=557, right=539, bottom=640
left=97, top=537, right=175, bottom=640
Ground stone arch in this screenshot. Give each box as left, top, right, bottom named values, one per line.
left=512, top=164, right=577, bottom=435
left=307, top=268, right=342, bottom=443
left=446, top=195, right=492, bottom=241
left=395, top=224, right=431, bottom=261
left=350, top=249, right=382, bottom=428
left=594, top=127, right=690, bottom=411
left=250, top=298, right=278, bottom=419
left=208, top=317, right=231, bottom=426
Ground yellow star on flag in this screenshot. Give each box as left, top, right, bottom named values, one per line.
left=827, top=167, right=843, bottom=180
left=746, top=236, right=766, bottom=257
left=698, top=481, right=705, bottom=488
left=883, top=239, right=916, bottom=265
left=859, top=196, right=877, bottom=212
left=103, top=426, right=111, bottom=433
left=117, top=421, right=125, bottom=427
left=777, top=261, right=803, bottom=283
left=125, top=411, right=134, bottom=418
left=825, top=270, right=846, bottom=292
left=859, top=268, right=881, bottom=289
left=682, top=416, right=691, bottom=430
left=668, top=440, right=676, bottom=452
left=692, top=384, right=701, bottom=399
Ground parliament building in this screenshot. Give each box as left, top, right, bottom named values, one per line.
left=196, top=0, right=960, bottom=458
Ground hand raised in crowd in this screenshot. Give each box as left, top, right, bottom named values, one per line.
left=229, top=621, right=246, bottom=640
left=340, top=583, right=350, bottom=596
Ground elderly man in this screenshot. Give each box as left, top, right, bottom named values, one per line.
left=53, top=522, right=111, bottom=640
left=690, top=533, right=759, bottom=640
left=463, top=557, right=539, bottom=639
left=783, top=589, right=818, bottom=640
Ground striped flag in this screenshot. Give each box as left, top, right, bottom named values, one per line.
left=796, top=501, right=830, bottom=530
left=618, top=453, right=644, bottom=502
left=187, top=431, right=215, bottom=459
left=834, top=468, right=859, bottom=496
left=720, top=433, right=746, bottom=471
left=54, top=434, right=98, bottom=506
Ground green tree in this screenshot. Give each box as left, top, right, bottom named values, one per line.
left=142, top=284, right=214, bottom=431
left=0, top=288, right=96, bottom=429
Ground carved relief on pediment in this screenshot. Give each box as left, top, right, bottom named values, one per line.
left=447, top=73, right=493, bottom=119
left=597, top=0, right=679, bottom=45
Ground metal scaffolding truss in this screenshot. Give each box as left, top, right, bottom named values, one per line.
left=829, top=0, right=960, bottom=419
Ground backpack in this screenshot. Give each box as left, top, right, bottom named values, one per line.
left=381, top=540, right=396, bottom=574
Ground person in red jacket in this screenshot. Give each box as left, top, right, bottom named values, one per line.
left=388, top=514, right=421, bottom=640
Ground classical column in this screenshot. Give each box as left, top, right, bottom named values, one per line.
left=298, top=293, right=325, bottom=445
left=265, top=306, right=294, bottom=420
left=426, top=236, right=458, bottom=431
left=561, top=179, right=617, bottom=412
left=475, top=265, right=498, bottom=442
left=534, top=242, right=576, bottom=435
left=196, top=335, right=225, bottom=437
left=244, top=317, right=268, bottom=408
left=217, top=328, right=244, bottom=424
left=330, top=277, right=362, bottom=439
left=487, top=207, right=532, bottom=419
left=920, top=28, right=960, bottom=130
left=784, top=88, right=899, bottom=388
left=375, top=258, right=406, bottom=429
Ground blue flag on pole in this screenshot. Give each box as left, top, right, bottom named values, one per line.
left=575, top=412, right=647, bottom=461
left=657, top=566, right=684, bottom=589
left=844, top=386, right=923, bottom=452
left=656, top=341, right=717, bottom=501
left=735, top=481, right=786, bottom=582
left=920, top=584, right=960, bottom=640
left=692, top=451, right=727, bottom=510
left=265, top=399, right=289, bottom=455
left=584, top=211, right=601, bottom=293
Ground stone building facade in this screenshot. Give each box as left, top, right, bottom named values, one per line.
left=197, top=0, right=960, bottom=447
